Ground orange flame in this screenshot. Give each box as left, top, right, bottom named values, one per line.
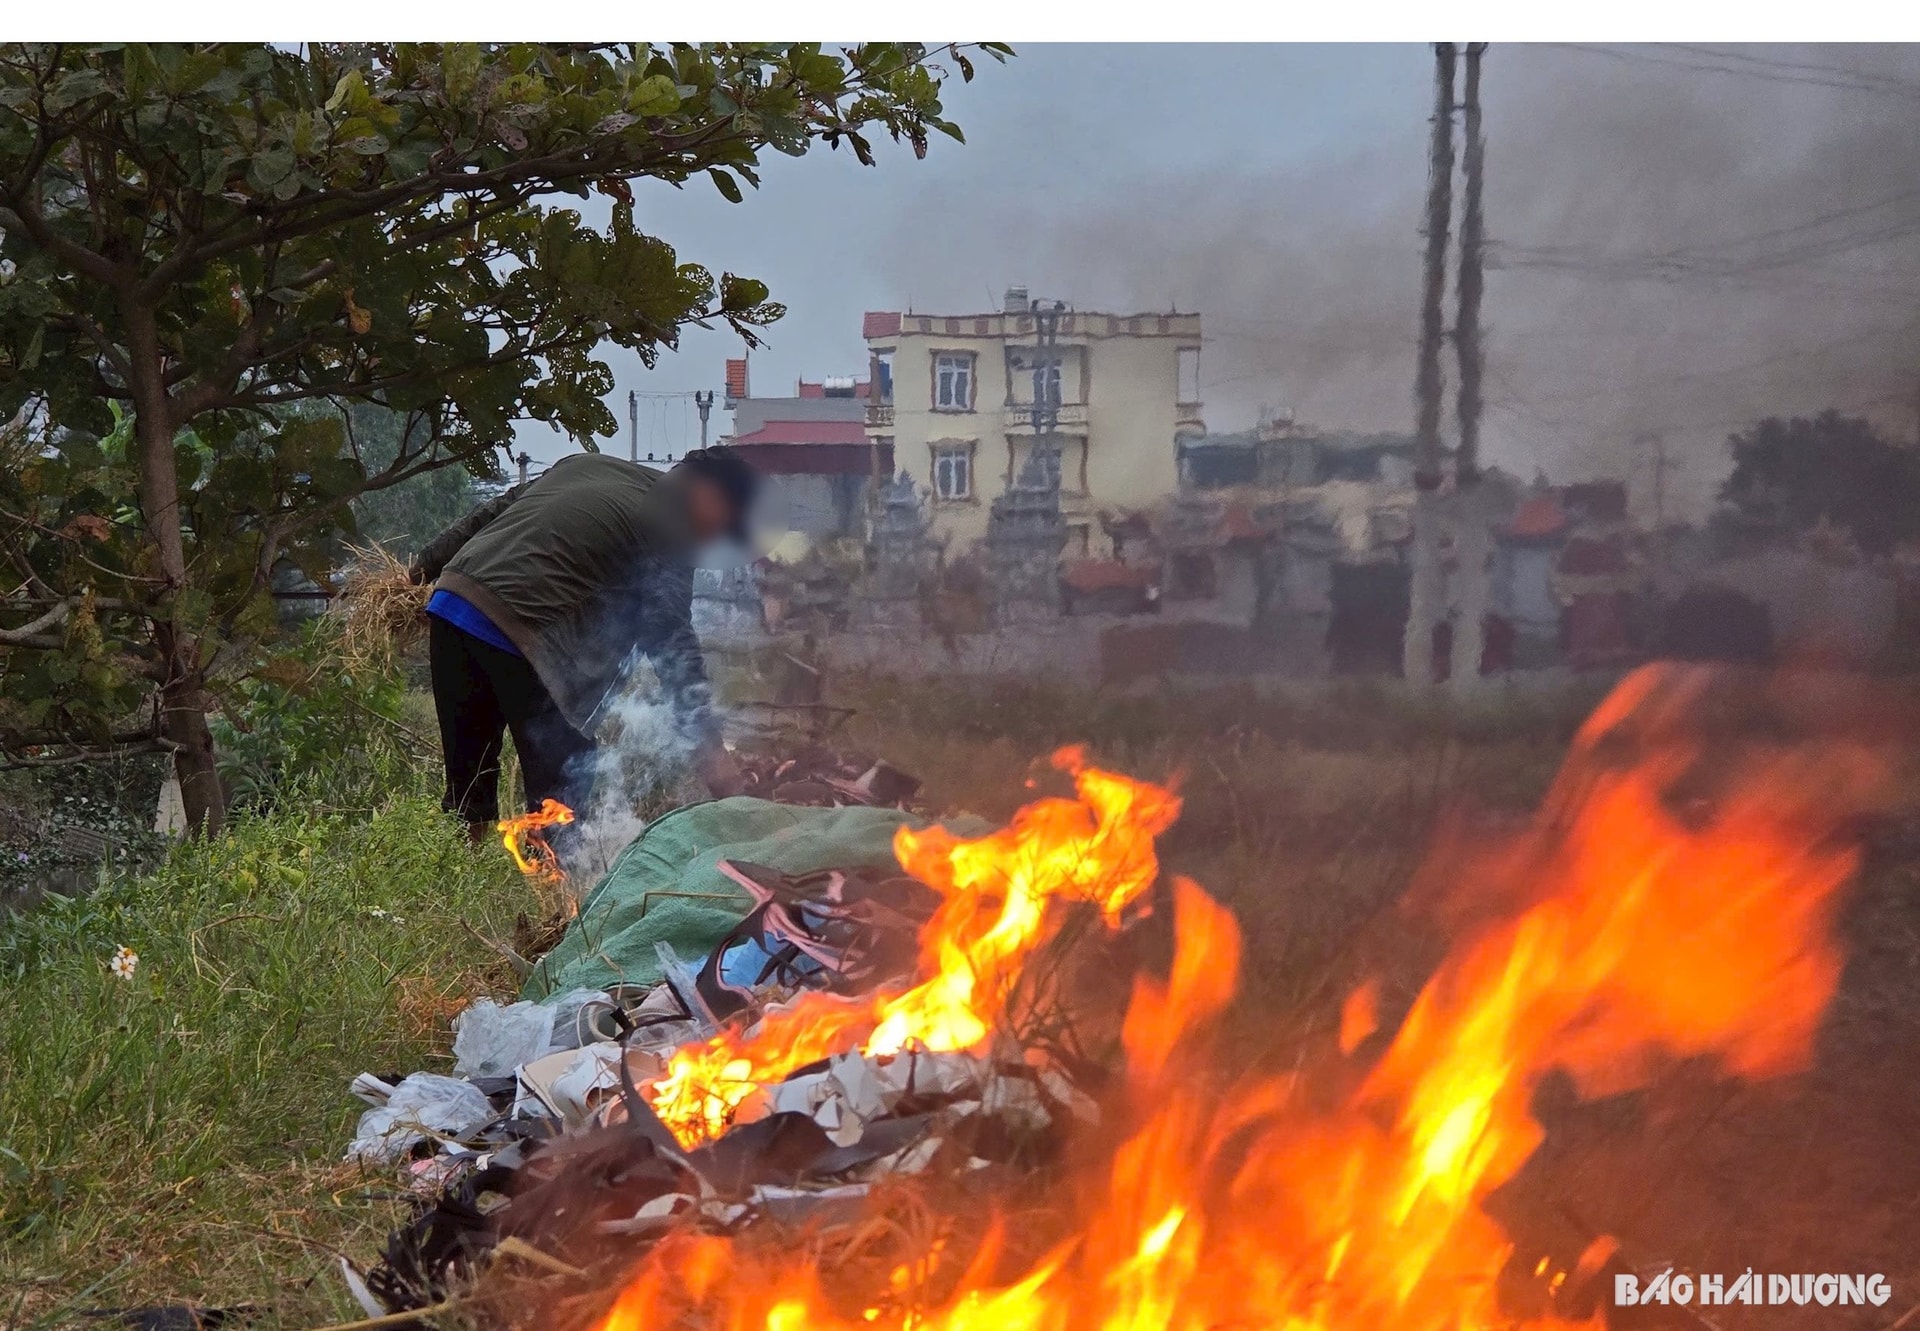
left=592, top=666, right=1877, bottom=1331
left=644, top=746, right=1180, bottom=1147
left=499, top=798, right=576, bottom=884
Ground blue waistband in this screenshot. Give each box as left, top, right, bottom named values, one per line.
left=427, top=589, right=522, bottom=656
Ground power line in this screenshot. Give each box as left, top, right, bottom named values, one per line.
left=1495, top=187, right=1920, bottom=269
left=1489, top=257, right=1920, bottom=308
left=1662, top=43, right=1920, bottom=96
left=1543, top=43, right=1920, bottom=103
left=1488, top=314, right=1920, bottom=411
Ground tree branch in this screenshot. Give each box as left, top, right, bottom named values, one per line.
left=0, top=735, right=178, bottom=771
left=0, top=598, right=72, bottom=643
left=0, top=192, right=126, bottom=289
left=56, top=310, right=133, bottom=383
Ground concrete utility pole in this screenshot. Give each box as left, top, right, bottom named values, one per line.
left=1636, top=431, right=1674, bottom=533
left=516, top=451, right=530, bottom=486
left=1403, top=42, right=1457, bottom=688
left=628, top=390, right=638, bottom=462
left=694, top=390, right=715, bottom=449
left=1454, top=44, right=1487, bottom=488
left=1451, top=42, right=1492, bottom=695
left=1032, top=299, right=1066, bottom=466
left=1637, top=430, right=1677, bottom=585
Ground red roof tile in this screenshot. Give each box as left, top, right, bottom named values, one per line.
left=1508, top=493, right=1567, bottom=539
left=730, top=419, right=870, bottom=447
left=862, top=311, right=902, bottom=340
left=1062, top=560, right=1157, bottom=594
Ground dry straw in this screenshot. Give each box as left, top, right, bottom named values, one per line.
left=333, top=543, right=430, bottom=675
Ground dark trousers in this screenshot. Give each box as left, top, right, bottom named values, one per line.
left=428, top=617, right=596, bottom=824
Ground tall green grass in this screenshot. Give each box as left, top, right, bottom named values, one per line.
left=0, top=786, right=533, bottom=1328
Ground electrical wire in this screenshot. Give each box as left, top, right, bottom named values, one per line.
left=1542, top=43, right=1920, bottom=102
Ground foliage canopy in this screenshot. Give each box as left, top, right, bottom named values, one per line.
left=0, top=41, right=1001, bottom=831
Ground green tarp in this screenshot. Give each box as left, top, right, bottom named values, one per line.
left=522, top=797, right=981, bottom=1000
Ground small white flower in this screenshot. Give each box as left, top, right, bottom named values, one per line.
left=108, top=946, right=138, bottom=981
left=367, top=907, right=388, bottom=919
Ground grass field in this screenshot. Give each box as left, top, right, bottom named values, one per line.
left=0, top=778, right=532, bottom=1329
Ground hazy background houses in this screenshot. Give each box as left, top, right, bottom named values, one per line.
left=525, top=43, right=1920, bottom=535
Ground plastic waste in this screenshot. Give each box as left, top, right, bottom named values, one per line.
left=450, top=987, right=604, bottom=1078
left=346, top=1072, right=496, bottom=1164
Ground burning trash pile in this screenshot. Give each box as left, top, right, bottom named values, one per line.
left=341, top=745, right=1136, bottom=1319
left=342, top=668, right=1883, bottom=1331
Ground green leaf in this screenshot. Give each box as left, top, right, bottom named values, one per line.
left=799, top=54, right=846, bottom=89
left=628, top=74, right=679, bottom=117
left=45, top=69, right=108, bottom=113
left=247, top=145, right=295, bottom=189
left=718, top=273, right=769, bottom=313
left=443, top=43, right=482, bottom=104
left=384, top=141, right=431, bottom=179
left=707, top=168, right=743, bottom=204
left=325, top=68, right=367, bottom=114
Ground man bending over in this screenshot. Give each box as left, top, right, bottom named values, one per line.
left=412, top=447, right=756, bottom=841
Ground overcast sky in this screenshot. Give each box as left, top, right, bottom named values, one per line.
left=514, top=43, right=1920, bottom=519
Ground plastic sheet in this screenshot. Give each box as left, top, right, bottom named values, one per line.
left=346, top=1072, right=497, bottom=1165
left=450, top=987, right=605, bottom=1078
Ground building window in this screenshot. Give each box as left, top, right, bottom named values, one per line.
left=934, top=353, right=974, bottom=411
left=873, top=350, right=894, bottom=404
left=1007, top=345, right=1082, bottom=405
left=1177, top=346, right=1201, bottom=404
left=932, top=443, right=973, bottom=500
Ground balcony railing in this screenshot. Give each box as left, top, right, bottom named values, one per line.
left=1003, top=401, right=1089, bottom=431
left=866, top=403, right=894, bottom=428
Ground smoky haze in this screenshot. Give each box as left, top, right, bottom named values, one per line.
left=529, top=44, right=1920, bottom=522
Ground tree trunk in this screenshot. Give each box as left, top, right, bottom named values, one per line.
left=123, top=300, right=226, bottom=835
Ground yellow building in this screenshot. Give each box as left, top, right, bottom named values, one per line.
left=862, top=291, right=1205, bottom=559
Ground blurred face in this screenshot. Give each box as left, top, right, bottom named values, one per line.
left=684, top=473, right=738, bottom=546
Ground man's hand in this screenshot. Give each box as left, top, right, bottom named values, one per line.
left=696, top=740, right=746, bottom=799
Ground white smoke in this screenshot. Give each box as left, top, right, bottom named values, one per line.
left=564, top=669, right=708, bottom=889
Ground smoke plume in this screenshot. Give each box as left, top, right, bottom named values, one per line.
left=872, top=44, right=1920, bottom=519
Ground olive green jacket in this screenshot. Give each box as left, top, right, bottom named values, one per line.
left=417, top=454, right=713, bottom=741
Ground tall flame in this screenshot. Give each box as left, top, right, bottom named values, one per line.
left=644, top=746, right=1180, bottom=1146
left=593, top=666, right=1876, bottom=1331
